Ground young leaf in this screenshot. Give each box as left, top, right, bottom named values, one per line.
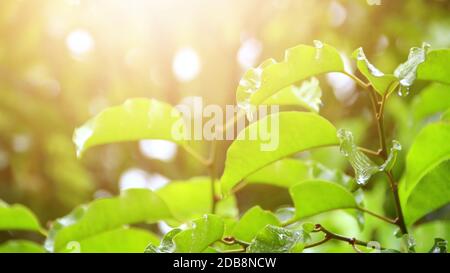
left=221, top=112, right=338, bottom=194
left=61, top=227, right=160, bottom=253
left=0, top=240, right=45, bottom=253
left=428, top=238, right=447, bottom=253
left=45, top=189, right=172, bottom=252
left=231, top=206, right=281, bottom=243
left=0, top=201, right=42, bottom=232
left=247, top=225, right=308, bottom=253
left=337, top=129, right=401, bottom=185
left=156, top=177, right=238, bottom=221
left=236, top=41, right=344, bottom=117
left=394, top=43, right=430, bottom=96
left=244, top=159, right=312, bottom=189
left=353, top=47, right=397, bottom=95
left=173, top=214, right=224, bottom=253
left=73, top=98, right=185, bottom=157
left=417, top=49, right=450, bottom=85
left=289, top=180, right=357, bottom=219
left=262, top=77, right=322, bottom=112
left=145, top=228, right=182, bottom=253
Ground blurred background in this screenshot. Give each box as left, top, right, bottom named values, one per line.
left=0, top=0, right=449, bottom=252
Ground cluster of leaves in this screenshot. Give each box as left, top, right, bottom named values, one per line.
left=1, top=41, right=449, bottom=253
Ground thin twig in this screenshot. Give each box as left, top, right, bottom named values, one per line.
left=356, top=206, right=397, bottom=225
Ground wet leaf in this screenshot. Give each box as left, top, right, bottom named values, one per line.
left=353, top=47, right=397, bottom=95
left=173, top=214, right=224, bottom=253
left=145, top=228, right=182, bottom=253
left=262, top=77, right=322, bottom=112
left=247, top=225, right=308, bottom=253
left=231, top=206, right=280, bottom=243
left=236, top=42, right=344, bottom=118
left=73, top=98, right=185, bottom=157
left=394, top=43, right=430, bottom=96
left=428, top=238, right=447, bottom=253
left=289, top=180, right=357, bottom=220
left=221, top=112, right=338, bottom=194
left=45, top=189, right=172, bottom=252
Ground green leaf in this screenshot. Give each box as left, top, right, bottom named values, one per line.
left=245, top=159, right=312, bottom=188
left=262, top=77, right=322, bottom=112
left=353, top=47, right=397, bottom=95
left=236, top=41, right=344, bottom=115
left=337, top=129, right=401, bottom=185
left=411, top=83, right=450, bottom=121
left=231, top=206, right=280, bottom=243
left=394, top=43, right=430, bottom=95
left=417, top=49, right=450, bottom=85
left=247, top=225, right=308, bottom=253
left=145, top=228, right=182, bottom=253
left=45, top=189, right=172, bottom=252
left=0, top=201, right=42, bottom=232
left=428, top=238, right=447, bottom=253
left=404, top=122, right=450, bottom=194
left=60, top=227, right=160, bottom=253
left=173, top=214, right=224, bottom=253
left=402, top=161, right=450, bottom=226
left=221, top=112, right=338, bottom=194
left=73, top=98, right=185, bottom=157
left=289, top=180, right=357, bottom=219
left=0, top=240, right=45, bottom=253
left=156, top=177, right=238, bottom=221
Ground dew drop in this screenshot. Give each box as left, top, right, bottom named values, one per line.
left=313, top=40, right=323, bottom=60
left=397, top=85, right=410, bottom=97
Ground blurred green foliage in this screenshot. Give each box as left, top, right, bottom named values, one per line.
left=0, top=0, right=449, bottom=252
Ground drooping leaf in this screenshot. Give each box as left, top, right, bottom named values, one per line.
left=156, top=177, right=238, bottom=222
left=353, top=47, right=397, bottom=95
left=262, top=77, right=322, bottom=112
left=231, top=206, right=280, bottom=243
left=45, top=189, right=172, bottom=252
left=429, top=238, right=447, bottom=253
left=337, top=129, right=401, bottom=185
left=411, top=83, right=450, bottom=122
left=60, top=227, right=160, bottom=253
left=236, top=41, right=344, bottom=117
left=73, top=98, right=185, bottom=157
left=221, top=112, right=338, bottom=194
left=0, top=240, right=45, bottom=253
left=289, top=180, right=357, bottom=220
left=145, top=228, right=182, bottom=253
left=394, top=43, right=430, bottom=96
left=247, top=225, right=308, bottom=253
left=245, top=159, right=312, bottom=188
left=0, top=201, right=42, bottom=232
left=417, top=49, right=450, bottom=85
left=173, top=214, right=224, bottom=253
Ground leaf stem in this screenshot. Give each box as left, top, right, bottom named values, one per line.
left=344, top=72, right=370, bottom=90
left=182, top=144, right=210, bottom=166
left=368, top=83, right=409, bottom=235
left=356, top=206, right=397, bottom=225
left=207, top=140, right=218, bottom=214
left=313, top=224, right=384, bottom=250
left=386, top=171, right=408, bottom=234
